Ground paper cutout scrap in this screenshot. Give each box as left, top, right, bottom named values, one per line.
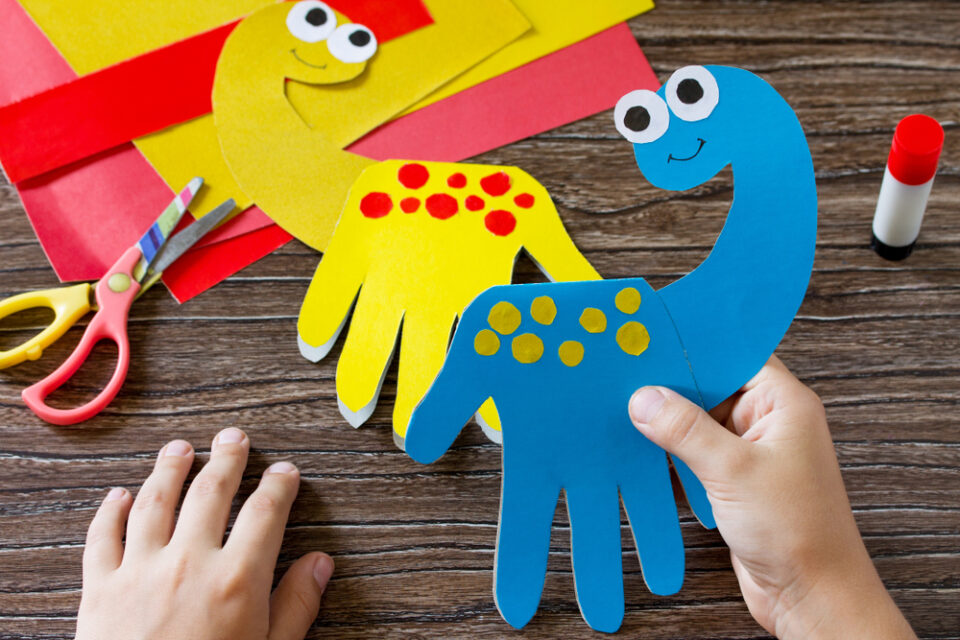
left=298, top=160, right=600, bottom=444
left=349, top=23, right=657, bottom=163
left=0, top=22, right=234, bottom=183
left=212, top=0, right=531, bottom=252
left=398, top=0, right=654, bottom=115
left=405, top=66, right=818, bottom=631
left=0, top=0, right=286, bottom=301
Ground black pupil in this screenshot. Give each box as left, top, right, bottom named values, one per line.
left=677, top=78, right=703, bottom=104
left=305, top=8, right=328, bottom=26
left=624, top=106, right=650, bottom=132
left=349, top=29, right=371, bottom=47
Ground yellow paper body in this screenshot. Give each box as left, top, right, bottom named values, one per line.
left=297, top=160, right=601, bottom=439
left=213, top=0, right=531, bottom=250
left=20, top=0, right=530, bottom=220
left=399, top=0, right=655, bottom=115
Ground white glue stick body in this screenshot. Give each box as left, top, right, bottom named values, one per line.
left=871, top=114, right=944, bottom=260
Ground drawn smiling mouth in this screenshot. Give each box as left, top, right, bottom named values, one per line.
left=290, top=49, right=327, bottom=70
left=668, top=138, right=706, bottom=163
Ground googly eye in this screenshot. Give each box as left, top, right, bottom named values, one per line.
left=326, top=24, right=377, bottom=63
left=286, top=1, right=337, bottom=43
left=614, top=90, right=669, bottom=144
left=665, top=65, right=719, bottom=122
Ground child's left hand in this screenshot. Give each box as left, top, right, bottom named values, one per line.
left=75, top=428, right=332, bottom=640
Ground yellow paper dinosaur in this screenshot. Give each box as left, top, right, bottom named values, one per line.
left=211, top=1, right=599, bottom=443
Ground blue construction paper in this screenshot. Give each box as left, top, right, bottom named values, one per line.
left=405, top=65, right=818, bottom=631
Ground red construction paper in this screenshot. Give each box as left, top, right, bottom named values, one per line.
left=161, top=224, right=294, bottom=303
left=0, top=0, right=431, bottom=183
left=349, top=23, right=658, bottom=161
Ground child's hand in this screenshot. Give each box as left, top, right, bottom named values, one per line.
left=629, top=356, right=915, bottom=640
left=75, top=428, right=332, bottom=640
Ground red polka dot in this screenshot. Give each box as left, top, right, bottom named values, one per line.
left=426, top=193, right=459, bottom=219
left=465, top=195, right=485, bottom=211
left=514, top=193, right=535, bottom=208
left=485, top=209, right=516, bottom=236
left=447, top=173, right=467, bottom=188
left=398, top=163, right=429, bottom=189
left=400, top=197, right=420, bottom=213
left=480, top=171, right=512, bottom=196
left=360, top=192, right=392, bottom=218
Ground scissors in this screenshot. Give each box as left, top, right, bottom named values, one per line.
left=0, top=178, right=236, bottom=425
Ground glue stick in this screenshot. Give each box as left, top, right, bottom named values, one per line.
left=871, top=114, right=944, bottom=260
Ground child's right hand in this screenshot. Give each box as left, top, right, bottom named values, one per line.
left=629, top=356, right=916, bottom=640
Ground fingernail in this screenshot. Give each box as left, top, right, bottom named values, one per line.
left=163, top=440, right=193, bottom=457
left=313, top=553, right=334, bottom=587
left=266, top=461, right=297, bottom=474
left=629, top=388, right=665, bottom=425
left=105, top=487, right=126, bottom=502
left=216, top=427, right=245, bottom=446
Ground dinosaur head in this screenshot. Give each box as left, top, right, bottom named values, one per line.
left=237, top=0, right=378, bottom=86
left=615, top=65, right=770, bottom=191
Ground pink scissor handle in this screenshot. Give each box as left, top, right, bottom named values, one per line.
left=22, top=247, right=142, bottom=425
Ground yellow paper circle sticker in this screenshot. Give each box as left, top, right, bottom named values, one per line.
left=530, top=296, right=557, bottom=325
left=558, top=340, right=584, bottom=367
left=617, top=321, right=650, bottom=356
left=511, top=333, right=544, bottom=364
left=615, top=287, right=641, bottom=314
left=474, top=329, right=500, bottom=356
left=579, top=307, right=607, bottom=333
left=488, top=301, right=522, bottom=335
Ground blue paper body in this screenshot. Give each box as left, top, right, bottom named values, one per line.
left=405, top=65, right=818, bottom=632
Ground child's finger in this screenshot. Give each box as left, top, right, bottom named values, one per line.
left=223, top=462, right=300, bottom=575
left=268, top=553, right=333, bottom=640
left=629, top=386, right=750, bottom=483
left=171, top=428, right=249, bottom=548
left=124, top=440, right=194, bottom=557
left=82, top=487, right=132, bottom=581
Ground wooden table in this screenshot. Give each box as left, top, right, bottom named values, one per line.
left=1, top=1, right=958, bottom=637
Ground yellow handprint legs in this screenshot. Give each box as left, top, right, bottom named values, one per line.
left=298, top=159, right=599, bottom=447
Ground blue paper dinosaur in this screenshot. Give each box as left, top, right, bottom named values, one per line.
left=404, top=65, right=818, bottom=632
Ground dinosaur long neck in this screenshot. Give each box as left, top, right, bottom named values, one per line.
left=658, top=117, right=818, bottom=409
left=212, top=52, right=374, bottom=250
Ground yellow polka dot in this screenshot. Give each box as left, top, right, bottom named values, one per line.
left=474, top=329, right=500, bottom=356
left=617, top=321, right=650, bottom=356
left=558, top=340, right=584, bottom=367
left=615, top=287, right=642, bottom=314
left=511, top=333, right=544, bottom=364
left=488, top=301, right=521, bottom=335
left=530, top=296, right=557, bottom=325
left=579, top=308, right=607, bottom=333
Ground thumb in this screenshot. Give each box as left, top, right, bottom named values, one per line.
left=629, top=387, right=748, bottom=482
left=268, top=552, right=334, bottom=640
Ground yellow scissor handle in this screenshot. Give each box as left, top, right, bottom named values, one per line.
left=0, top=283, right=92, bottom=370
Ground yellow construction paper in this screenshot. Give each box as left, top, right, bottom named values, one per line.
left=400, top=0, right=655, bottom=116
left=213, top=0, right=531, bottom=251
left=296, top=160, right=601, bottom=445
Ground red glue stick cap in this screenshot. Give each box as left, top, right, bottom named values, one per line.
left=888, top=114, right=944, bottom=185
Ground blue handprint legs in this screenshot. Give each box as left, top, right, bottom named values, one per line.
left=492, top=391, right=693, bottom=632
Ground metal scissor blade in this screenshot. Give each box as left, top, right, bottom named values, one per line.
left=132, top=177, right=204, bottom=282
left=149, top=198, right=237, bottom=276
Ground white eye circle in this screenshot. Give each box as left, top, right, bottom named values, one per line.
left=326, top=24, right=377, bottom=63
left=286, top=1, right=337, bottom=43
left=614, top=90, right=669, bottom=144
left=665, top=65, right=719, bottom=122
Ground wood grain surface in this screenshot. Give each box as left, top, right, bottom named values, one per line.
left=2, top=1, right=959, bottom=637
